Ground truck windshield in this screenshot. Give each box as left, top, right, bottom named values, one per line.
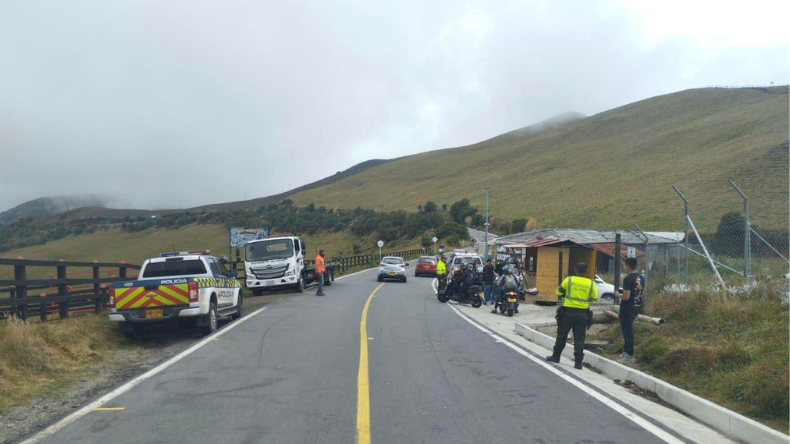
left=246, top=239, right=295, bottom=261
left=142, top=260, right=207, bottom=278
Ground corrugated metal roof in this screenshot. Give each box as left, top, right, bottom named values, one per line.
left=587, top=243, right=644, bottom=258
left=495, top=228, right=683, bottom=246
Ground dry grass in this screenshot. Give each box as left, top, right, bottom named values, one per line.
left=593, top=283, right=789, bottom=432
left=0, top=314, right=127, bottom=412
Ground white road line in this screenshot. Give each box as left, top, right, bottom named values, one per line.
left=19, top=306, right=269, bottom=444
left=447, top=304, right=686, bottom=444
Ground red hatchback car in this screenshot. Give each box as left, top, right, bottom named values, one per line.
left=415, top=256, right=437, bottom=277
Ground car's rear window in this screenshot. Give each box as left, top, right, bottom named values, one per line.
left=142, top=259, right=207, bottom=278
left=419, top=258, right=436, bottom=264
left=382, top=258, right=404, bottom=265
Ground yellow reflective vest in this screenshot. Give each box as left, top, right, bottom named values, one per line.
left=556, top=275, right=598, bottom=309
left=435, top=260, right=447, bottom=276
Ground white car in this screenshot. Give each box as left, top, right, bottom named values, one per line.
left=594, top=274, right=615, bottom=300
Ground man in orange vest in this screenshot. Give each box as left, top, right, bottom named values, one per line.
left=315, top=249, right=327, bottom=296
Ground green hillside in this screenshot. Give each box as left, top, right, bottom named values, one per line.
left=287, top=87, right=789, bottom=232
left=0, top=224, right=422, bottom=280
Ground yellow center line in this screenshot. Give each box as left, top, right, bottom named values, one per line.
left=357, top=283, right=384, bottom=444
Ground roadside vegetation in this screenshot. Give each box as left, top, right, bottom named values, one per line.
left=591, top=282, right=789, bottom=433
left=0, top=314, right=128, bottom=413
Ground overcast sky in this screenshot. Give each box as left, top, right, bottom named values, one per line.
left=0, top=0, right=787, bottom=212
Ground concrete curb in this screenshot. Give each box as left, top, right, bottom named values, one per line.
left=514, top=322, right=789, bottom=444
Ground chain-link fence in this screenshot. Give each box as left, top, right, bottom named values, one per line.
left=670, top=179, right=789, bottom=291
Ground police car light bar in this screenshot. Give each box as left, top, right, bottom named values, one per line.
left=160, top=250, right=211, bottom=257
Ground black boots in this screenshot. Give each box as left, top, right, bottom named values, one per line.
left=545, top=355, right=560, bottom=363
left=574, top=360, right=583, bottom=370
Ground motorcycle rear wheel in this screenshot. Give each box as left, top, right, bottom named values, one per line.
left=438, top=292, right=449, bottom=303
left=507, top=308, right=514, bottom=317
left=471, top=297, right=482, bottom=308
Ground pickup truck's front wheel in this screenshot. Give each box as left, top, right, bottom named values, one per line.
left=295, top=274, right=305, bottom=293
left=202, top=301, right=218, bottom=336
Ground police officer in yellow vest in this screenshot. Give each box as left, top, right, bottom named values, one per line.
left=546, top=262, right=598, bottom=369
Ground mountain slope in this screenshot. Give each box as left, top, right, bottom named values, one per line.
left=286, top=87, right=789, bottom=231
left=0, top=195, right=108, bottom=225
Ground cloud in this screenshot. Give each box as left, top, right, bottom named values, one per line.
left=0, top=0, right=786, bottom=211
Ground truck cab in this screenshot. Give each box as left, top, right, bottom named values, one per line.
left=244, top=237, right=336, bottom=294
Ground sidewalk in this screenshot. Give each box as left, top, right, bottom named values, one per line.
left=451, top=301, right=737, bottom=444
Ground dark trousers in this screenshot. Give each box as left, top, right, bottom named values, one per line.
left=620, top=305, right=638, bottom=355
left=458, top=283, right=470, bottom=302
left=552, top=308, right=588, bottom=362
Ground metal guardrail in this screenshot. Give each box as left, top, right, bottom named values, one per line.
left=230, top=248, right=428, bottom=279
left=0, top=258, right=142, bottom=321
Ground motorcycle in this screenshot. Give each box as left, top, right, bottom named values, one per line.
left=437, top=273, right=483, bottom=308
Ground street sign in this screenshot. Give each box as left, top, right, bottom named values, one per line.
left=627, top=247, right=636, bottom=258
left=431, top=236, right=438, bottom=244
left=377, top=240, right=384, bottom=248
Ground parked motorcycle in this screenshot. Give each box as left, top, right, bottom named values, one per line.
left=437, top=276, right=483, bottom=308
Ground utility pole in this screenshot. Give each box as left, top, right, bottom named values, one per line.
left=484, top=187, right=490, bottom=259
left=673, top=186, right=689, bottom=286
left=728, top=179, right=750, bottom=280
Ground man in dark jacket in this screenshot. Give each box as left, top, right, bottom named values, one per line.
left=457, top=264, right=473, bottom=304
left=482, top=259, right=495, bottom=305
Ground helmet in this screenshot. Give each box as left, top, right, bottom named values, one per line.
left=502, top=265, right=512, bottom=275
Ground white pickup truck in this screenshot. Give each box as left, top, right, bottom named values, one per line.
left=109, top=250, right=243, bottom=337
left=244, top=236, right=336, bottom=295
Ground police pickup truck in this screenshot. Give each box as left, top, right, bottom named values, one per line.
left=109, top=250, right=243, bottom=337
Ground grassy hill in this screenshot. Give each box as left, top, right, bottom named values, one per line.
left=0, top=195, right=108, bottom=225
left=284, top=87, right=789, bottom=232
left=0, top=224, right=422, bottom=279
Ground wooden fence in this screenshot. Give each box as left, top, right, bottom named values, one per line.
left=0, top=258, right=142, bottom=321
left=1, top=247, right=427, bottom=320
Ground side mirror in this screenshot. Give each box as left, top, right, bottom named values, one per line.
left=230, top=269, right=239, bottom=278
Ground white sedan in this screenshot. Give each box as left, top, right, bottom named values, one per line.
left=594, top=275, right=615, bottom=300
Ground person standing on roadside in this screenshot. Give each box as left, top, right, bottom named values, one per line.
left=546, top=262, right=598, bottom=369
left=315, top=249, right=327, bottom=296
left=614, top=257, right=644, bottom=363
left=436, top=256, right=448, bottom=292
left=482, top=259, right=495, bottom=305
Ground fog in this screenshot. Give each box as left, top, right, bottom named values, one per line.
left=0, top=0, right=787, bottom=212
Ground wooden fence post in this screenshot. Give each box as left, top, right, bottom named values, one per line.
left=57, top=259, right=68, bottom=319
left=93, top=261, right=101, bottom=314
left=39, top=292, right=47, bottom=321
left=14, top=257, right=28, bottom=321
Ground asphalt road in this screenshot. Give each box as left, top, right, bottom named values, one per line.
left=29, top=267, right=676, bottom=444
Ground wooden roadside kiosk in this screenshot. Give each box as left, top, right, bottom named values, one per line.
left=497, top=236, right=597, bottom=305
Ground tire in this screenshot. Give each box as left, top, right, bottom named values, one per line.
left=122, top=324, right=144, bottom=340
left=507, top=307, right=514, bottom=317
left=202, top=301, right=218, bottom=336
left=231, top=292, right=243, bottom=320
left=437, top=291, right=449, bottom=303
left=415, top=272, right=420, bottom=277
left=377, top=275, right=383, bottom=282
left=499, top=303, right=506, bottom=314
left=325, top=270, right=333, bottom=287
left=295, top=274, right=305, bottom=293
left=403, top=277, right=407, bottom=283
left=471, top=297, right=482, bottom=308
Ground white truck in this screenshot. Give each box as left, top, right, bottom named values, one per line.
left=109, top=250, right=243, bottom=337
left=243, top=236, right=335, bottom=295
